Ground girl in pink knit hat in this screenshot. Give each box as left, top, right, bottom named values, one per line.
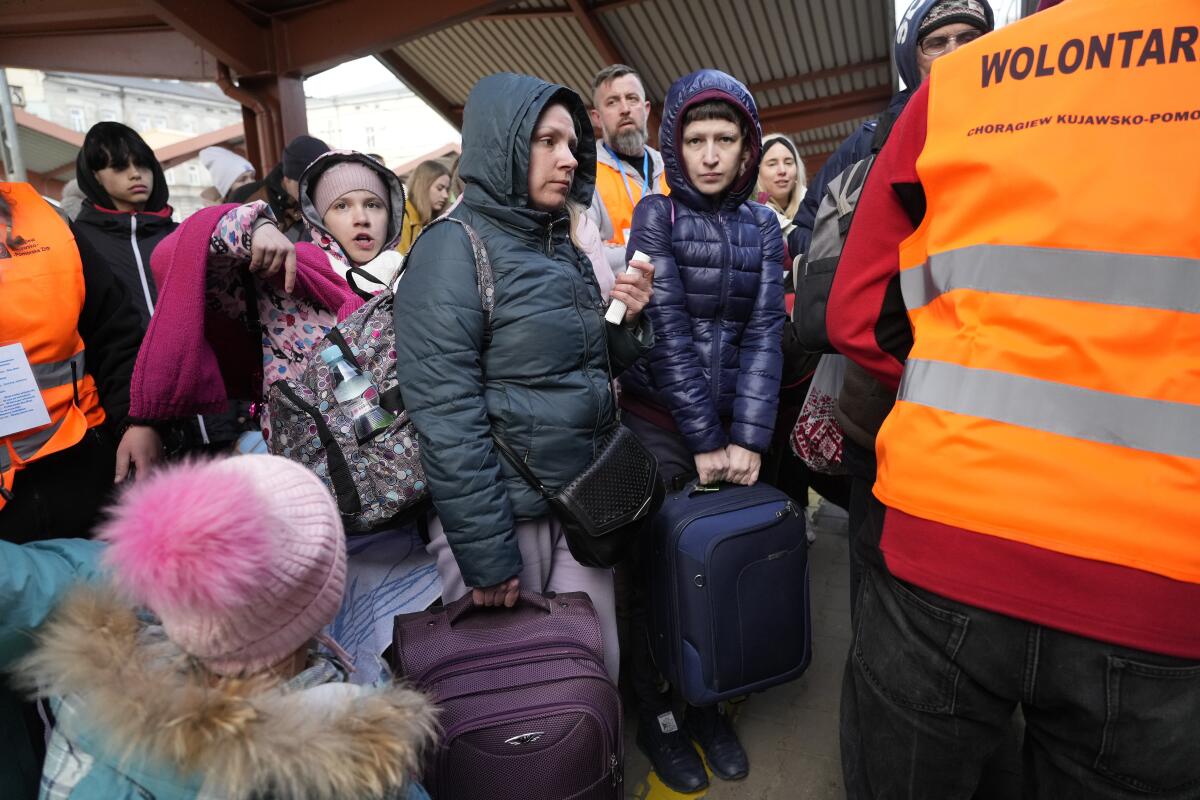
left=129, top=151, right=407, bottom=446
left=12, top=454, right=435, bottom=800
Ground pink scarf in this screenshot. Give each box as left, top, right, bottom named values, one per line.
left=130, top=204, right=363, bottom=420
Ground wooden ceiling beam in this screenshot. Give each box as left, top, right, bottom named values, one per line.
left=564, top=0, right=624, bottom=66
left=142, top=0, right=271, bottom=76
left=750, top=58, right=891, bottom=95
left=279, top=0, right=514, bottom=75
left=375, top=50, right=463, bottom=130
left=759, top=86, right=891, bottom=133
left=0, top=29, right=218, bottom=81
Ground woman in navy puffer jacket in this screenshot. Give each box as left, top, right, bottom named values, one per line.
left=619, top=69, right=785, bottom=792
left=622, top=70, right=786, bottom=483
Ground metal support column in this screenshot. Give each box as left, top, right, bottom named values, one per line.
left=0, top=68, right=27, bottom=182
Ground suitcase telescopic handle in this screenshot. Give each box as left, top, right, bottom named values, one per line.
left=445, top=590, right=554, bottom=626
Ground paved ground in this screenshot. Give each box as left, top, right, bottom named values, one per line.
left=624, top=499, right=853, bottom=800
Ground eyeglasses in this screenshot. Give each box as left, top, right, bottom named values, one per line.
left=919, top=29, right=983, bottom=56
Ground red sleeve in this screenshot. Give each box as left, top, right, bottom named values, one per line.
left=827, top=83, right=929, bottom=392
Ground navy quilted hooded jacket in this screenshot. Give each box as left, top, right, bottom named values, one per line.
left=621, top=70, right=786, bottom=455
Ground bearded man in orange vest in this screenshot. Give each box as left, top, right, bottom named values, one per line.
left=586, top=64, right=669, bottom=276
left=0, top=183, right=161, bottom=545
left=828, top=0, right=1200, bottom=796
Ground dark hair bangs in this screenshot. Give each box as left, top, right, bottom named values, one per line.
left=83, top=122, right=156, bottom=173
left=682, top=100, right=749, bottom=139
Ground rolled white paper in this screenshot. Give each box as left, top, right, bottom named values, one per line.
left=606, top=250, right=650, bottom=324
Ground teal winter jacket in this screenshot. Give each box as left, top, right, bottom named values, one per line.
left=393, top=73, right=653, bottom=588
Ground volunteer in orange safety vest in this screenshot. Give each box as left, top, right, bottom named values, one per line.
left=0, top=182, right=161, bottom=543
left=827, top=0, right=1200, bottom=795
left=587, top=64, right=669, bottom=275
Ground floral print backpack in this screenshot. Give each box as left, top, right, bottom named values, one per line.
left=266, top=218, right=495, bottom=533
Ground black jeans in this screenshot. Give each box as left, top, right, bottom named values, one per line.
left=839, top=437, right=878, bottom=623
left=0, top=427, right=116, bottom=543
left=842, top=558, right=1200, bottom=799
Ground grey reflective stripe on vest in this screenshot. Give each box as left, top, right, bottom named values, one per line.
left=901, top=245, right=1200, bottom=314
left=11, top=415, right=67, bottom=460
left=9, top=352, right=82, bottom=460
left=30, top=351, right=84, bottom=390
left=899, top=359, right=1200, bottom=460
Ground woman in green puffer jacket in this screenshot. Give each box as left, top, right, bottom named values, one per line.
left=392, top=73, right=655, bottom=679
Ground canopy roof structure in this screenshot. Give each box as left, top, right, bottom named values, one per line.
left=2, top=0, right=897, bottom=175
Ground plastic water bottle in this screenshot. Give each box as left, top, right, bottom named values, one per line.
left=319, top=345, right=395, bottom=444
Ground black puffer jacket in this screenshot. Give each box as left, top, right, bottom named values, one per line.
left=73, top=149, right=175, bottom=329
left=393, top=73, right=653, bottom=588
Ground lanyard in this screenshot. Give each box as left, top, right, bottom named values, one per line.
left=604, top=144, right=653, bottom=206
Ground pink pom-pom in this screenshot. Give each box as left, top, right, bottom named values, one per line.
left=99, top=459, right=278, bottom=613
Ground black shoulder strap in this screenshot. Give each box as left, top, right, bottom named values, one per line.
left=490, top=435, right=551, bottom=498
left=870, top=109, right=898, bottom=154
left=345, top=264, right=388, bottom=300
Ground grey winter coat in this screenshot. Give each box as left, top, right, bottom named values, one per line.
left=392, top=73, right=653, bottom=588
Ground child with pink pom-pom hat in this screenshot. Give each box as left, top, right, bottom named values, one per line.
left=5, top=454, right=435, bottom=800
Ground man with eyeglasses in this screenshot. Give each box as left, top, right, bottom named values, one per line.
left=799, top=0, right=996, bottom=626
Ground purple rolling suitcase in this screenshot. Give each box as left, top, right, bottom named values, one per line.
left=392, top=591, right=622, bottom=800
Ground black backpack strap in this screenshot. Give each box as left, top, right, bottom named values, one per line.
left=870, top=109, right=898, bottom=154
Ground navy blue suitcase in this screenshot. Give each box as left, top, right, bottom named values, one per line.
left=648, top=482, right=811, bottom=706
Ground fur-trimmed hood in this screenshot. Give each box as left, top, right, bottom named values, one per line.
left=13, top=586, right=437, bottom=800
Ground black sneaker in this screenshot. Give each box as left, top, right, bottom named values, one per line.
left=685, top=703, right=749, bottom=781
left=636, top=709, right=709, bottom=794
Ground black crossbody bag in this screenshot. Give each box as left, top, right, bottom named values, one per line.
left=492, top=419, right=661, bottom=568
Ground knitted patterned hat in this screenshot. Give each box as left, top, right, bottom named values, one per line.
left=100, top=455, right=347, bottom=677
left=919, top=0, right=990, bottom=38
left=313, top=161, right=389, bottom=219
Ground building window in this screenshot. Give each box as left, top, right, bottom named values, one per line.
left=68, top=107, right=87, bottom=132
left=165, top=167, right=176, bottom=186
left=136, top=115, right=152, bottom=131
left=181, top=117, right=196, bottom=134
left=365, top=127, right=376, bottom=148
left=100, top=109, right=119, bottom=122
left=186, top=164, right=201, bottom=185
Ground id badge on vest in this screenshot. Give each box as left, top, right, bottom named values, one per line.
left=0, top=344, right=52, bottom=437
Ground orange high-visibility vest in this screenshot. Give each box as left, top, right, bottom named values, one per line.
left=0, top=183, right=105, bottom=508
left=595, top=157, right=669, bottom=247
left=874, top=0, right=1200, bottom=585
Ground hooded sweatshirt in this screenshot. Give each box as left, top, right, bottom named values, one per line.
left=791, top=0, right=995, bottom=256
left=392, top=73, right=653, bottom=589
left=620, top=69, right=787, bottom=456
left=73, top=148, right=176, bottom=329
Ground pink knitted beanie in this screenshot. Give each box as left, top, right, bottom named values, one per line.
left=313, top=161, right=389, bottom=219
left=99, top=455, right=347, bottom=677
